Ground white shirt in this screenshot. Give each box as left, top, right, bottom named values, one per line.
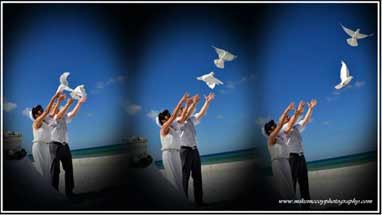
left=267, top=131, right=290, bottom=160
left=51, top=114, right=72, bottom=144
left=179, top=115, right=200, bottom=147
left=32, top=116, right=54, bottom=144
left=282, top=120, right=305, bottom=153
left=160, top=121, right=183, bottom=151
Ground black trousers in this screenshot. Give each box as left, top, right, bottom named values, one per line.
left=180, top=146, right=203, bottom=204
left=289, top=154, right=310, bottom=207
left=49, top=142, right=74, bottom=196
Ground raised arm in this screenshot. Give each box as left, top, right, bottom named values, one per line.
left=33, top=92, right=60, bottom=129
left=160, top=93, right=189, bottom=136
left=67, top=97, right=87, bottom=120
left=268, top=102, right=295, bottom=145
left=178, top=95, right=200, bottom=124
left=56, top=98, right=74, bottom=120
left=300, top=99, right=317, bottom=127
left=284, top=101, right=305, bottom=135
left=177, top=98, right=193, bottom=124
left=50, top=94, right=65, bottom=117
left=195, top=93, right=215, bottom=121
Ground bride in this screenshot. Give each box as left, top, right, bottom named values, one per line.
left=30, top=92, right=61, bottom=177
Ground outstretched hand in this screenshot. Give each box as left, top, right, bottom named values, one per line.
left=287, top=102, right=295, bottom=112
left=205, top=93, right=215, bottom=103
left=186, top=98, right=193, bottom=106
left=192, top=94, right=200, bottom=103
left=181, top=93, right=190, bottom=103
left=296, top=101, right=305, bottom=114
left=58, top=93, right=66, bottom=101
left=308, top=99, right=317, bottom=109
left=79, top=96, right=87, bottom=104
left=280, top=103, right=293, bottom=124
left=53, top=91, right=61, bottom=99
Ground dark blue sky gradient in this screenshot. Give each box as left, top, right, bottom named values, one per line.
left=3, top=3, right=378, bottom=161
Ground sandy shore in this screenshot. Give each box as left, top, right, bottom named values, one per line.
left=305, top=162, right=377, bottom=209
left=32, top=155, right=376, bottom=209
left=160, top=159, right=377, bottom=208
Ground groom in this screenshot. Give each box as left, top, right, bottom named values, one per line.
left=177, top=93, right=215, bottom=206
left=282, top=99, right=317, bottom=209
left=49, top=93, right=86, bottom=197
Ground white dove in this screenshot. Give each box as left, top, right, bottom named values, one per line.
left=335, top=60, right=353, bottom=90
left=212, top=46, right=237, bottom=69
left=56, top=72, right=74, bottom=93
left=197, top=72, right=224, bottom=89
left=341, top=24, right=373, bottom=47
left=70, top=85, right=87, bottom=100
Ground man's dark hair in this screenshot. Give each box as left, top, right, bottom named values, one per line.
left=264, top=120, right=276, bottom=136
left=158, top=109, right=171, bottom=125
left=31, top=105, right=43, bottom=119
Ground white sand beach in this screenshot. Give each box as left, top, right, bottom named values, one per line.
left=161, top=159, right=376, bottom=207
left=37, top=154, right=376, bottom=209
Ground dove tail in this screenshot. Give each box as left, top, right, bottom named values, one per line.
left=346, top=38, right=358, bottom=47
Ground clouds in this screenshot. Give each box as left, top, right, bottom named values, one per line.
left=22, top=107, right=32, bottom=117
left=326, top=80, right=366, bottom=102
left=146, top=110, right=160, bottom=120
left=256, top=116, right=271, bottom=127
left=216, top=114, right=224, bottom=120
left=124, top=104, right=142, bottom=115
left=92, top=74, right=128, bottom=93
left=219, top=73, right=255, bottom=94
left=325, top=96, right=338, bottom=102
left=355, top=80, right=365, bottom=88
left=322, top=121, right=330, bottom=126
left=3, top=98, right=17, bottom=112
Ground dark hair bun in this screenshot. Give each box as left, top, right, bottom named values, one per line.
left=31, top=105, right=43, bottom=119
left=264, top=120, right=276, bottom=136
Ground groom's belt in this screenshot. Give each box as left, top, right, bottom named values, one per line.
left=181, top=146, right=197, bottom=150
left=290, top=152, right=304, bottom=157
left=49, top=141, right=68, bottom=146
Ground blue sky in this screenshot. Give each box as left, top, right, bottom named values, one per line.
left=3, top=4, right=378, bottom=161
left=3, top=7, right=130, bottom=151
left=257, top=4, right=378, bottom=161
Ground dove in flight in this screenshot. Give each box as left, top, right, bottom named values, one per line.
left=56, top=72, right=74, bottom=93
left=335, top=60, right=353, bottom=90
left=212, top=46, right=237, bottom=69
left=70, top=85, right=87, bottom=100
left=340, top=24, right=373, bottom=47
left=197, top=72, right=224, bottom=89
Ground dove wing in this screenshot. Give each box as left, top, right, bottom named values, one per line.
left=201, top=74, right=215, bottom=89
left=341, top=24, right=355, bottom=37
left=213, top=46, right=227, bottom=59
left=70, top=91, right=80, bottom=100
left=340, top=61, right=349, bottom=82
left=210, top=75, right=224, bottom=85
left=203, top=74, right=214, bottom=83
left=222, top=51, right=237, bottom=61
left=206, top=82, right=216, bottom=89
left=355, top=32, right=369, bottom=39
left=60, top=72, right=70, bottom=86
left=80, top=85, right=87, bottom=97
left=72, top=85, right=87, bottom=98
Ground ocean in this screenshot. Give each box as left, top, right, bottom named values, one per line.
left=154, top=149, right=377, bottom=174
left=27, top=144, right=376, bottom=172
